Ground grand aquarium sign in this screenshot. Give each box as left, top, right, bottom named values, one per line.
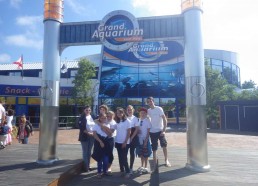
left=92, top=10, right=143, bottom=51
left=0, top=85, right=72, bottom=97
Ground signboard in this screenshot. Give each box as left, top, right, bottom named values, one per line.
left=0, top=85, right=72, bottom=97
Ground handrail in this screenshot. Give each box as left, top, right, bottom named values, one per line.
left=13, top=116, right=80, bottom=129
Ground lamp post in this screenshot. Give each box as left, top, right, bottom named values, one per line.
left=37, top=0, right=64, bottom=165
left=182, top=0, right=210, bottom=172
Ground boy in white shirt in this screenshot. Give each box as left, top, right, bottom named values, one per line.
left=146, top=97, right=171, bottom=169
left=136, top=107, right=152, bottom=174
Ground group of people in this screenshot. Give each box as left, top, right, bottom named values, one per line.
left=78, top=96, right=171, bottom=179
left=0, top=100, right=14, bottom=148
left=0, top=100, right=33, bottom=148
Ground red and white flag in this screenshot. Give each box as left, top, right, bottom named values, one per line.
left=13, top=55, right=23, bottom=69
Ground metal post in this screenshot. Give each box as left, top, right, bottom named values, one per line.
left=181, top=0, right=210, bottom=172
left=37, top=0, right=64, bottom=165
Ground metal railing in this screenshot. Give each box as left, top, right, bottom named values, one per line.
left=13, top=116, right=80, bottom=129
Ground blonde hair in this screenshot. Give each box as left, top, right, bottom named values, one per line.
left=126, top=105, right=134, bottom=111
left=107, top=110, right=115, bottom=116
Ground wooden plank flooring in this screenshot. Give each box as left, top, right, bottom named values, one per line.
left=1, top=130, right=258, bottom=186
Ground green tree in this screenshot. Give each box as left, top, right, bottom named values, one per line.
left=236, top=88, right=258, bottom=100
left=205, top=63, right=237, bottom=126
left=241, top=80, right=256, bottom=89
left=71, top=59, right=96, bottom=107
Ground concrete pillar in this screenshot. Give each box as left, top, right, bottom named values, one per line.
left=37, top=0, right=64, bottom=165
left=181, top=0, right=210, bottom=172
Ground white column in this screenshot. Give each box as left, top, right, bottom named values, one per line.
left=182, top=0, right=210, bottom=172
left=37, top=0, right=63, bottom=165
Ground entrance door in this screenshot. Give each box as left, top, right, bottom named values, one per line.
left=224, top=105, right=240, bottom=130
left=28, top=105, right=40, bottom=128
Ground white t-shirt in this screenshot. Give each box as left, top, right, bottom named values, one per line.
left=86, top=115, right=95, bottom=132
left=107, top=119, right=117, bottom=137
left=127, top=115, right=139, bottom=128
left=148, top=106, right=165, bottom=133
left=0, top=104, right=5, bottom=123
left=138, top=117, right=151, bottom=145
left=113, top=119, right=131, bottom=144
left=93, top=123, right=110, bottom=138
left=6, top=115, right=13, bottom=130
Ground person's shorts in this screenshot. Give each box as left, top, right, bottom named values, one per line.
left=136, top=140, right=152, bottom=158
left=150, top=131, right=167, bottom=151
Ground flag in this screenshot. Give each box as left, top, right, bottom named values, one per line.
left=13, top=55, right=23, bottom=69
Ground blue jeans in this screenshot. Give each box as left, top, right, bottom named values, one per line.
left=80, top=136, right=94, bottom=170
left=97, top=155, right=109, bottom=174
left=20, top=137, right=28, bottom=144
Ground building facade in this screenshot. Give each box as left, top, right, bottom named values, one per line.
left=0, top=50, right=239, bottom=126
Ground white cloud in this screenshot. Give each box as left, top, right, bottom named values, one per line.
left=0, top=53, right=11, bottom=63
left=4, top=15, right=43, bottom=50
left=10, top=0, right=22, bottom=9
left=16, top=15, right=42, bottom=26
left=5, top=34, right=43, bottom=50
left=65, top=0, right=87, bottom=15
left=132, top=0, right=181, bottom=15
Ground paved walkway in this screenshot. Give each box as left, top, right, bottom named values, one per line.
left=1, top=128, right=258, bottom=186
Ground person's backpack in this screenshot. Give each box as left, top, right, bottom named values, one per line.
left=26, top=122, right=33, bottom=133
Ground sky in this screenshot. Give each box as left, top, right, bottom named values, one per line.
left=0, top=0, right=258, bottom=85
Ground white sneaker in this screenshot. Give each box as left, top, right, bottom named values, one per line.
left=137, top=167, right=144, bottom=172
left=165, top=160, right=171, bottom=167
left=137, top=167, right=144, bottom=174
left=142, top=167, right=149, bottom=174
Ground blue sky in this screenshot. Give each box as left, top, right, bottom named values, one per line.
left=1, top=0, right=258, bottom=84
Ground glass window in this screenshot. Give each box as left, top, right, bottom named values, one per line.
left=223, top=61, right=232, bottom=83
left=18, top=97, right=26, bottom=104
left=9, top=72, right=21, bottom=76
left=160, top=98, right=176, bottom=105
left=28, top=98, right=40, bottom=105
left=211, top=59, right=222, bottom=66
left=212, top=65, right=222, bottom=72
left=127, top=98, right=142, bottom=105
left=68, top=98, right=75, bottom=105
left=223, top=61, right=231, bottom=68
left=59, top=97, right=67, bottom=105
left=205, top=58, right=211, bottom=65
left=138, top=65, right=158, bottom=74
left=159, top=73, right=175, bottom=81
left=39, top=71, right=42, bottom=78
left=144, top=97, right=159, bottom=105
left=6, top=97, right=16, bottom=104
left=139, top=73, right=156, bottom=81
left=70, top=70, right=77, bottom=77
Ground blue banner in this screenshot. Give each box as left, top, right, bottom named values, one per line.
left=0, top=85, right=72, bottom=96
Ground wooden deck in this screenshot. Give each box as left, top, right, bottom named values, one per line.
left=1, top=130, right=258, bottom=186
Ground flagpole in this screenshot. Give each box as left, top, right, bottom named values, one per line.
left=21, top=54, right=24, bottom=80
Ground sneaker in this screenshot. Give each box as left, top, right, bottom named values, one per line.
left=129, top=169, right=133, bottom=175
left=103, top=172, right=112, bottom=176
left=120, top=172, right=125, bottom=177
left=124, top=173, right=131, bottom=179
left=137, top=167, right=144, bottom=175
left=142, top=167, right=149, bottom=174
left=137, top=167, right=144, bottom=172
left=97, top=173, right=102, bottom=179
left=165, top=160, right=171, bottom=167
